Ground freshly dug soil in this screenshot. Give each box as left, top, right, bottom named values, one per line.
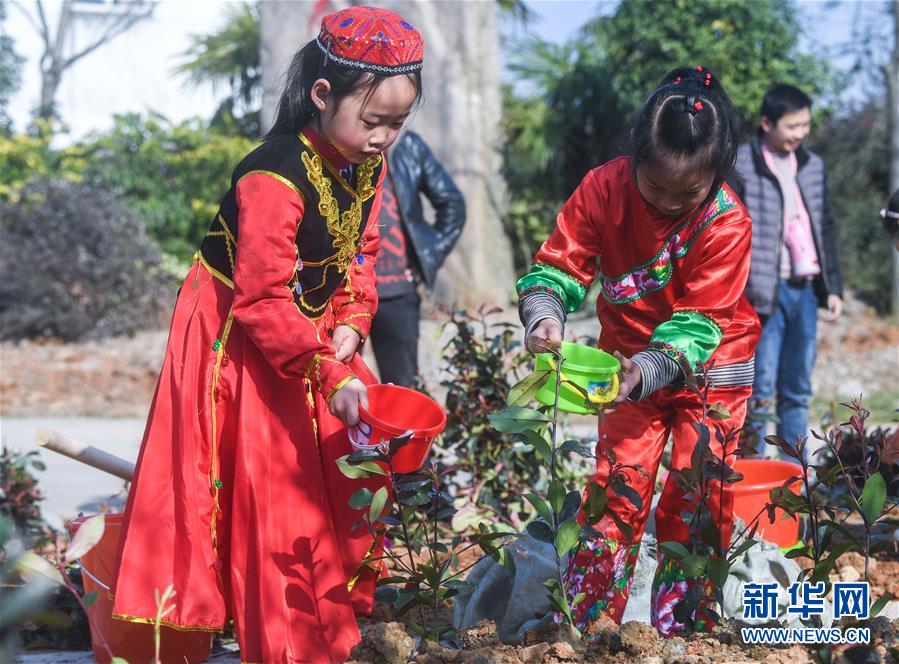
left=347, top=616, right=899, bottom=663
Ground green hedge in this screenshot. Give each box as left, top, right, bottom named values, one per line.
left=0, top=114, right=257, bottom=263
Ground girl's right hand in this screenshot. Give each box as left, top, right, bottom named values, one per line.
left=329, top=378, right=368, bottom=427
left=526, top=318, right=563, bottom=354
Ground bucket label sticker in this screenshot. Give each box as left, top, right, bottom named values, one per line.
left=588, top=380, right=611, bottom=394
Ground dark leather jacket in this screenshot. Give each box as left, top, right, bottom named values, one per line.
left=386, top=131, right=466, bottom=289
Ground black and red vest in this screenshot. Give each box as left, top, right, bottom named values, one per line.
left=199, top=131, right=383, bottom=319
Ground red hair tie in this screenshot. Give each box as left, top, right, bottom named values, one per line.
left=693, top=101, right=703, bottom=111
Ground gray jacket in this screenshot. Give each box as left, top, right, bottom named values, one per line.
left=730, top=134, right=843, bottom=316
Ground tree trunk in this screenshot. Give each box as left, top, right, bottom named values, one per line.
left=38, top=65, right=62, bottom=121
left=260, top=0, right=515, bottom=307
left=889, top=0, right=899, bottom=314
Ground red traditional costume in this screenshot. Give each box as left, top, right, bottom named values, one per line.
left=517, top=157, right=761, bottom=636
left=112, top=7, right=424, bottom=662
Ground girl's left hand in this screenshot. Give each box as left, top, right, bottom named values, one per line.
left=332, top=325, right=362, bottom=362
left=608, top=351, right=642, bottom=409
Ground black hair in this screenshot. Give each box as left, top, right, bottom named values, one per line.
left=760, top=84, right=812, bottom=126
left=631, top=66, right=740, bottom=202
left=883, top=188, right=899, bottom=239
left=264, top=40, right=423, bottom=140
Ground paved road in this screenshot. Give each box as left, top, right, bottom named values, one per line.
left=1, top=417, right=145, bottom=529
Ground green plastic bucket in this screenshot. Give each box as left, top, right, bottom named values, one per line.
left=534, top=341, right=621, bottom=414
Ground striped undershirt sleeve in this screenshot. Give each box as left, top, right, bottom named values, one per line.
left=628, top=349, right=681, bottom=401
left=519, top=291, right=567, bottom=343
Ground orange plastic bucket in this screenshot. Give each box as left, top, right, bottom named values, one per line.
left=732, top=459, right=803, bottom=548
left=356, top=384, right=446, bottom=473
left=67, top=513, right=213, bottom=664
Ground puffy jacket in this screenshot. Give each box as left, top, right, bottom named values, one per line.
left=387, top=132, right=466, bottom=289
left=730, top=133, right=843, bottom=316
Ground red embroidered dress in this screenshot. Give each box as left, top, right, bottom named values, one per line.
left=517, top=157, right=760, bottom=636
left=112, top=127, right=385, bottom=663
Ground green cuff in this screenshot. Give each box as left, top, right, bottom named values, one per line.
left=516, top=263, right=587, bottom=313
left=650, top=311, right=723, bottom=368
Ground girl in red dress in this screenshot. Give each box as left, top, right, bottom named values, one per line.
left=517, top=67, right=760, bottom=637
left=111, top=7, right=424, bottom=662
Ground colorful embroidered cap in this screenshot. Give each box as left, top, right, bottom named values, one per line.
left=317, top=6, right=424, bottom=74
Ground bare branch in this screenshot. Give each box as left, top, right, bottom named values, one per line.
left=62, top=3, right=155, bottom=69
left=11, top=0, right=48, bottom=42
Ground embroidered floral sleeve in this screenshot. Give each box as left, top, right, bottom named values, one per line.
left=649, top=311, right=723, bottom=369
left=647, top=194, right=752, bottom=376
left=331, top=164, right=385, bottom=341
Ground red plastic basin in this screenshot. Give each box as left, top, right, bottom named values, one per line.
left=67, top=513, right=213, bottom=664
left=357, top=384, right=446, bottom=473
left=732, top=459, right=803, bottom=548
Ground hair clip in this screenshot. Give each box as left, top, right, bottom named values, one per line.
left=696, top=65, right=703, bottom=71
left=694, top=101, right=703, bottom=111
left=705, top=80, right=710, bottom=86
left=674, top=77, right=682, bottom=84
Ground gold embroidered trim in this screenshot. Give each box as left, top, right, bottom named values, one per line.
left=209, top=308, right=235, bottom=581
left=110, top=611, right=222, bottom=633
left=206, top=214, right=237, bottom=274
left=327, top=375, right=357, bottom=403
left=300, top=151, right=376, bottom=267
left=299, top=133, right=381, bottom=201
left=338, top=311, right=374, bottom=322
left=336, top=322, right=365, bottom=340
left=237, top=169, right=306, bottom=203
left=198, top=251, right=234, bottom=289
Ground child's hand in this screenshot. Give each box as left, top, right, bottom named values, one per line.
left=329, top=378, right=368, bottom=427
left=608, top=351, right=642, bottom=410
left=526, top=318, right=563, bottom=354
left=332, top=325, right=362, bottom=362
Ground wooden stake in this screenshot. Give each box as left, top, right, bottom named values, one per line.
left=34, top=428, right=135, bottom=482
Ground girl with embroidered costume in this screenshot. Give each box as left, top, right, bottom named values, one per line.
left=517, top=66, right=761, bottom=638
left=111, top=7, right=423, bottom=662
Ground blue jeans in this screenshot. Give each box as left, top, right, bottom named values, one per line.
left=750, top=279, right=818, bottom=459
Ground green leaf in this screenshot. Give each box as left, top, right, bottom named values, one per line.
left=355, top=461, right=387, bottom=477
left=110, top=659, right=130, bottom=664
left=728, top=538, right=759, bottom=563
left=66, top=513, right=105, bottom=563
left=555, top=519, right=580, bottom=556
left=583, top=484, right=608, bottom=525
left=521, top=429, right=553, bottom=463
left=708, top=402, right=732, bottom=420
left=560, top=490, right=581, bottom=523
left=507, top=370, right=552, bottom=407
left=550, top=590, right=573, bottom=623
left=526, top=519, right=554, bottom=543
left=680, top=554, right=708, bottom=579
left=571, top=592, right=586, bottom=606
left=870, top=592, right=895, bottom=618
left=707, top=558, right=730, bottom=590
left=348, top=487, right=374, bottom=509
left=488, top=407, right=550, bottom=433
left=369, top=486, right=389, bottom=524
left=549, top=480, right=566, bottom=516
left=15, top=552, right=65, bottom=585
left=560, top=439, right=595, bottom=458
left=337, top=455, right=376, bottom=479
left=525, top=493, right=553, bottom=525
left=659, top=541, right=690, bottom=561
left=860, top=472, right=887, bottom=525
